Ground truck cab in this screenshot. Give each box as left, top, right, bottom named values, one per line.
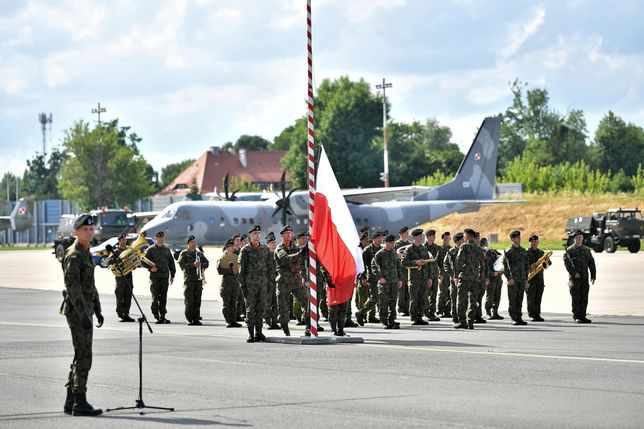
left=566, top=208, right=643, bottom=253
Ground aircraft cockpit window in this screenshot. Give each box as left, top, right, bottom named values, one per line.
left=174, top=209, right=192, bottom=221
left=162, top=208, right=176, bottom=219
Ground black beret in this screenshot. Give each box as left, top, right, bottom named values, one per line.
left=384, top=234, right=396, bottom=242
left=509, top=230, right=521, bottom=239
left=155, top=231, right=165, bottom=237
left=529, top=234, right=539, bottom=242
left=187, top=235, right=196, bottom=243
left=280, top=225, right=292, bottom=234
left=411, top=228, right=423, bottom=237
left=359, top=225, right=369, bottom=233
left=480, top=237, right=488, bottom=245
left=265, top=232, right=276, bottom=242
left=231, top=233, right=241, bottom=239
left=425, top=229, right=436, bottom=236
left=371, top=231, right=380, bottom=239
left=398, top=226, right=409, bottom=234
left=360, top=232, right=369, bottom=240
left=574, top=230, right=584, bottom=237
left=453, top=232, right=464, bottom=241
left=118, top=232, right=127, bottom=240
left=463, top=228, right=476, bottom=236
left=474, top=231, right=480, bottom=238
left=441, top=231, right=451, bottom=239
left=73, top=214, right=94, bottom=229
left=224, top=238, right=235, bottom=248
left=240, top=234, right=247, bottom=241
left=248, top=224, right=261, bottom=234
left=296, top=231, right=309, bottom=239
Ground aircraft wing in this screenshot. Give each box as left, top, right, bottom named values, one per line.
left=341, top=186, right=432, bottom=204
left=130, top=211, right=160, bottom=232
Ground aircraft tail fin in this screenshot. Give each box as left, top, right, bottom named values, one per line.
left=413, top=116, right=501, bottom=201
left=10, top=198, right=33, bottom=230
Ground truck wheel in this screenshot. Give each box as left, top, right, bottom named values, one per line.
left=592, top=245, right=603, bottom=253
left=603, top=236, right=616, bottom=253
left=55, top=244, right=65, bottom=262
left=628, top=240, right=641, bottom=253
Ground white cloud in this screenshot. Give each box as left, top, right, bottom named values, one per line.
left=498, top=6, right=546, bottom=59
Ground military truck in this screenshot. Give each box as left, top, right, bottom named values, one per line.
left=565, top=208, right=644, bottom=253
left=53, top=209, right=136, bottom=262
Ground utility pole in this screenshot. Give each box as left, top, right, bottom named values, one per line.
left=376, top=78, right=392, bottom=187
left=91, top=102, right=106, bottom=126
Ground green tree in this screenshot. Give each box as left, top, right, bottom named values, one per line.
left=234, top=135, right=271, bottom=151
left=225, top=176, right=262, bottom=193
left=185, top=176, right=202, bottom=201
left=0, top=172, right=20, bottom=200
left=275, top=118, right=308, bottom=187
left=591, top=111, right=644, bottom=177
left=160, top=159, right=195, bottom=189
left=59, top=121, right=154, bottom=210
left=21, top=147, right=66, bottom=199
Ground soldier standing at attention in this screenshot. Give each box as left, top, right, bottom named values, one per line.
left=356, top=232, right=384, bottom=325
left=436, top=232, right=452, bottom=318
left=345, top=233, right=370, bottom=329
left=445, top=232, right=464, bottom=325
left=293, top=231, right=310, bottom=326
left=113, top=233, right=135, bottom=322
left=62, top=214, right=104, bottom=416
left=504, top=230, right=529, bottom=326
left=402, top=228, right=431, bottom=325
left=454, top=228, right=484, bottom=329
left=238, top=225, right=270, bottom=342
left=178, top=235, right=209, bottom=326
left=143, top=231, right=176, bottom=324
left=473, top=235, right=488, bottom=324
left=275, top=225, right=310, bottom=337
left=355, top=231, right=375, bottom=314
left=372, top=234, right=403, bottom=329
left=564, top=230, right=597, bottom=323
left=264, top=232, right=280, bottom=330
left=424, top=229, right=441, bottom=321
left=394, top=226, right=410, bottom=316
left=526, top=234, right=546, bottom=322
left=484, top=244, right=504, bottom=320
left=217, top=239, right=242, bottom=328
left=233, top=233, right=246, bottom=322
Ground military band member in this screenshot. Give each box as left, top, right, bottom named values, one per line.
left=473, top=235, right=488, bottom=324
left=424, top=229, right=441, bottom=321
left=484, top=244, right=504, bottom=320
left=113, top=232, right=135, bottom=322
left=454, top=228, right=484, bottom=329
left=238, top=225, right=270, bottom=342
left=275, top=225, right=310, bottom=337
left=444, top=232, right=465, bottom=324
left=217, top=239, right=242, bottom=328
left=372, top=235, right=403, bottom=328
left=402, top=228, right=431, bottom=325
left=178, top=235, right=209, bottom=326
left=356, top=231, right=384, bottom=325
left=62, top=214, right=104, bottom=416
left=564, top=230, right=597, bottom=323
left=394, top=226, right=410, bottom=316
left=436, top=231, right=452, bottom=318
left=143, top=231, right=176, bottom=324
left=526, top=234, right=546, bottom=322
left=264, top=232, right=280, bottom=330
left=504, top=230, right=529, bottom=326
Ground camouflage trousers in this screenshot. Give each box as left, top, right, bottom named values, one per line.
left=319, top=286, right=328, bottom=319
left=66, top=312, right=93, bottom=394
left=423, top=276, right=439, bottom=316
left=264, top=281, right=278, bottom=326
left=220, top=277, right=240, bottom=324
left=237, top=285, right=246, bottom=318
left=293, top=296, right=304, bottom=321
left=355, top=279, right=369, bottom=311
left=244, top=282, right=267, bottom=329
left=569, top=278, right=590, bottom=319
left=437, top=274, right=451, bottom=316
left=378, top=282, right=398, bottom=326
left=474, top=281, right=486, bottom=320
left=408, top=278, right=426, bottom=322
left=150, top=277, right=169, bottom=320
left=329, top=300, right=349, bottom=331
left=485, top=276, right=503, bottom=314
left=526, top=279, right=545, bottom=318
left=115, top=275, right=133, bottom=319
left=359, top=280, right=379, bottom=319
left=397, top=270, right=409, bottom=313
left=507, top=282, right=526, bottom=321
left=450, top=279, right=459, bottom=323
left=278, top=285, right=309, bottom=327
left=184, top=280, right=203, bottom=323
left=456, top=279, right=478, bottom=324
left=344, top=289, right=355, bottom=323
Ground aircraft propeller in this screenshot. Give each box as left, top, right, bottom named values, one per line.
left=272, top=171, right=297, bottom=226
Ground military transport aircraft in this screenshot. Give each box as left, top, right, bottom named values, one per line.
left=142, top=117, right=510, bottom=250
left=0, top=199, right=33, bottom=233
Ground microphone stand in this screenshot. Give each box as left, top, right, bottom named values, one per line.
left=104, top=244, right=174, bottom=415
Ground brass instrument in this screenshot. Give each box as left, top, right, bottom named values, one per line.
left=196, top=252, right=206, bottom=283
left=219, top=252, right=240, bottom=273
left=527, top=250, right=553, bottom=282
left=406, top=253, right=435, bottom=271
left=110, top=233, right=155, bottom=277
left=396, top=244, right=411, bottom=260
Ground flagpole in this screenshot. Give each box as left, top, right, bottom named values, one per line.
left=306, top=0, right=318, bottom=337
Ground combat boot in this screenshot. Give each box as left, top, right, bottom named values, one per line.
left=282, top=324, right=291, bottom=337
left=330, top=320, right=338, bottom=335
left=246, top=326, right=255, bottom=343
left=368, top=316, right=381, bottom=324
left=255, top=325, right=266, bottom=342
left=580, top=317, right=592, bottom=323
left=72, top=393, right=102, bottom=416
left=513, top=319, right=528, bottom=326
left=63, top=386, right=74, bottom=415
left=473, top=317, right=487, bottom=324
left=268, top=322, right=280, bottom=330
left=335, top=329, right=347, bottom=337
left=317, top=324, right=325, bottom=332
left=531, top=316, right=545, bottom=322
left=467, top=321, right=474, bottom=330
left=453, top=323, right=468, bottom=329
left=355, top=311, right=365, bottom=326
left=345, top=319, right=359, bottom=328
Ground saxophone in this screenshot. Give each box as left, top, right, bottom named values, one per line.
left=527, top=251, right=553, bottom=281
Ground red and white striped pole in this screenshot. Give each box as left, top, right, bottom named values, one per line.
left=306, top=0, right=318, bottom=337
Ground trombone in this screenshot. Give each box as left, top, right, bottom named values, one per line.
left=196, top=252, right=206, bottom=284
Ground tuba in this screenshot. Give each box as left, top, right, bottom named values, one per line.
left=527, top=251, right=553, bottom=282
left=110, top=234, right=155, bottom=277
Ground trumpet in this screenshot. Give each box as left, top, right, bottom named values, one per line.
left=528, top=251, right=553, bottom=282
left=406, top=254, right=435, bottom=271
left=196, top=252, right=206, bottom=284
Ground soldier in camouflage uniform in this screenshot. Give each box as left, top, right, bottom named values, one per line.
left=424, top=230, right=441, bottom=321
left=264, top=232, right=280, bottom=330
left=178, top=235, right=209, bottom=326
left=394, top=226, right=410, bottom=316
left=454, top=229, right=484, bottom=329
left=473, top=235, right=488, bottom=324
left=113, top=233, right=135, bottom=322
left=503, top=230, right=529, bottom=326
left=62, top=214, right=103, bottom=416
left=345, top=233, right=370, bottom=329
left=275, top=225, right=310, bottom=337
left=444, top=232, right=464, bottom=324
left=484, top=245, right=504, bottom=320
left=238, top=225, right=270, bottom=342
left=355, top=232, right=373, bottom=313
left=143, top=231, right=176, bottom=324
left=526, top=234, right=546, bottom=322
left=217, top=239, right=242, bottom=328
left=232, top=234, right=245, bottom=322
left=436, top=232, right=452, bottom=318
left=402, top=228, right=431, bottom=325
left=356, top=232, right=383, bottom=325
left=372, top=235, right=403, bottom=328
left=564, top=230, right=597, bottom=323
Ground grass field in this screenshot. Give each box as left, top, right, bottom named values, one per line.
left=420, top=193, right=644, bottom=250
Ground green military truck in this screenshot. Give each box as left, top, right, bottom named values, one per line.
left=565, top=207, right=644, bottom=253
left=53, top=209, right=136, bottom=262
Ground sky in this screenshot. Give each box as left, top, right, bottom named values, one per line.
left=1, top=0, right=643, bottom=176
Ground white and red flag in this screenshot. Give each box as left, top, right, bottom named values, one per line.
left=310, top=146, right=364, bottom=306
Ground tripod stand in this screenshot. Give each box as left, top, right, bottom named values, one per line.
left=105, top=247, right=174, bottom=415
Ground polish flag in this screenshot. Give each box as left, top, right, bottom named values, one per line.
left=311, top=146, right=364, bottom=305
